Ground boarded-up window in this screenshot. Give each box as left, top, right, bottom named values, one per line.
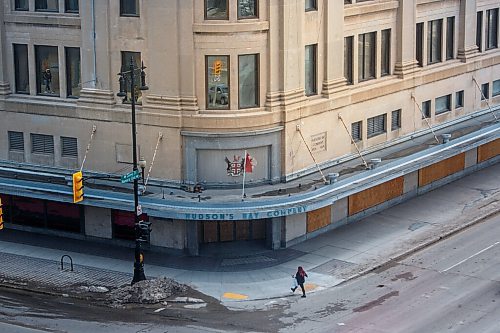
left=349, top=177, right=404, bottom=216
left=477, top=139, right=500, bottom=162
left=307, top=206, right=331, bottom=233
left=418, top=153, right=465, bottom=187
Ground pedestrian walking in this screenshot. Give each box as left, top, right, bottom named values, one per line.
left=291, top=266, right=308, bottom=298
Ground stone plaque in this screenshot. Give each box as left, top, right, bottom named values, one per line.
left=310, top=132, right=327, bottom=153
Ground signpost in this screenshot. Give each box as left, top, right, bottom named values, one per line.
left=121, top=170, right=140, bottom=184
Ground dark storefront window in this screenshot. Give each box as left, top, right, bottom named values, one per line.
left=112, top=210, right=136, bottom=240
left=10, top=196, right=45, bottom=228
left=46, top=201, right=81, bottom=232
left=0, top=194, right=11, bottom=224
left=6, top=195, right=82, bottom=233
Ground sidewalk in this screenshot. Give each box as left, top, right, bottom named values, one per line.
left=0, top=163, right=498, bottom=309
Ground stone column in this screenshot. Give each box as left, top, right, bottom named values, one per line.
left=266, top=0, right=303, bottom=107
left=0, top=2, right=12, bottom=96
left=394, top=0, right=419, bottom=77
left=185, top=220, right=199, bottom=256
left=322, top=0, right=348, bottom=97
left=267, top=217, right=283, bottom=250
left=78, top=0, right=116, bottom=107
left=457, top=0, right=479, bottom=61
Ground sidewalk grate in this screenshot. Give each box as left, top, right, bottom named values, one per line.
left=221, top=255, right=275, bottom=266
left=311, top=258, right=356, bottom=275
left=0, top=252, right=131, bottom=289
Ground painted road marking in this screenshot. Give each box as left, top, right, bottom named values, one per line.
left=223, top=292, right=248, bottom=300
left=441, top=241, right=500, bottom=272
left=304, top=283, right=318, bottom=292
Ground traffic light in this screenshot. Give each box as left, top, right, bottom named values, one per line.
left=0, top=198, right=3, bottom=230
left=72, top=171, right=84, bottom=203
left=137, top=221, right=152, bottom=242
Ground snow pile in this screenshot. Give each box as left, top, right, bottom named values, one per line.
left=107, top=277, right=188, bottom=307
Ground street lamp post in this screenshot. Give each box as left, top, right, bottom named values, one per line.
left=117, top=58, right=149, bottom=285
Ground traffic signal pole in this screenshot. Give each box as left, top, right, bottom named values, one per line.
left=129, top=60, right=146, bottom=285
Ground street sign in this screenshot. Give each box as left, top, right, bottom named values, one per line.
left=121, top=169, right=140, bottom=184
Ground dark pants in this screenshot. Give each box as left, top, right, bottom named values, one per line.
left=299, top=283, right=305, bottom=296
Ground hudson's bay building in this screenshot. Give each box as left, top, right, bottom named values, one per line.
left=0, top=0, right=499, bottom=255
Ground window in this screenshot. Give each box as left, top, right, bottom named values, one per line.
left=481, top=83, right=489, bottom=100
left=120, top=51, right=142, bottom=103
left=416, top=23, right=424, bottom=67
left=120, top=0, right=139, bottom=16
left=238, top=54, right=259, bottom=108
left=428, top=19, right=442, bottom=64
left=455, top=90, right=464, bottom=108
left=238, top=0, right=257, bottom=19
left=391, top=110, right=401, bottom=131
left=14, top=44, right=29, bottom=94
left=381, top=29, right=391, bottom=76
left=446, top=17, right=455, bottom=60
left=351, top=121, right=362, bottom=142
left=15, top=0, right=28, bottom=10
left=367, top=114, right=386, bottom=138
left=8, top=131, right=24, bottom=152
left=61, top=136, right=78, bottom=158
left=35, top=45, right=59, bottom=96
left=344, top=0, right=352, bottom=4
left=477, top=11, right=483, bottom=52
left=493, top=80, right=500, bottom=97
left=358, top=32, right=376, bottom=81
left=207, top=55, right=229, bottom=109
left=486, top=9, right=498, bottom=50
left=422, top=100, right=431, bottom=118
left=65, top=0, right=79, bottom=13
left=31, top=134, right=54, bottom=155
left=435, top=94, right=451, bottom=115
left=206, top=0, right=228, bottom=19
left=305, top=0, right=316, bottom=11
left=35, top=0, right=58, bottom=11
left=305, top=44, right=317, bottom=96
left=66, top=47, right=81, bottom=98
left=344, top=36, right=353, bottom=84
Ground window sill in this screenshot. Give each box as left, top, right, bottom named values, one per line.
left=194, top=21, right=269, bottom=34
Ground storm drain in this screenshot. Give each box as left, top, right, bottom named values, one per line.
left=221, top=255, right=276, bottom=266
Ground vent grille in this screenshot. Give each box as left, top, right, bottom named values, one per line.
left=351, top=121, right=362, bottom=141
left=367, top=114, right=386, bottom=137
left=8, top=131, right=24, bottom=152
left=31, top=133, right=54, bottom=154
left=61, top=136, right=78, bottom=157
left=391, top=110, right=401, bottom=131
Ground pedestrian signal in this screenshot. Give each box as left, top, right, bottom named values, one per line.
left=72, top=171, right=84, bottom=203
left=213, top=60, right=222, bottom=76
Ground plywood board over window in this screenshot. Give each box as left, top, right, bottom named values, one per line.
left=418, top=153, right=465, bottom=187
left=349, top=177, right=404, bottom=216
left=307, top=206, right=331, bottom=233
left=477, top=139, right=500, bottom=162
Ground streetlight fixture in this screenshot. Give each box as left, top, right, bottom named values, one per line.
left=117, top=58, right=149, bottom=285
left=138, top=157, right=147, bottom=184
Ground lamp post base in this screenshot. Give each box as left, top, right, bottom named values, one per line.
left=132, top=262, right=147, bottom=285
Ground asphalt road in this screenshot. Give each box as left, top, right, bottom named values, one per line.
left=281, top=212, right=500, bottom=333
